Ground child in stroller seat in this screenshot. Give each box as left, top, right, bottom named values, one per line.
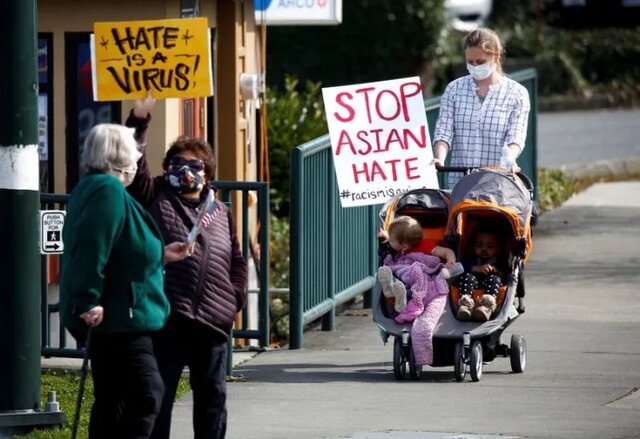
left=456, top=225, right=509, bottom=322
left=377, top=215, right=461, bottom=365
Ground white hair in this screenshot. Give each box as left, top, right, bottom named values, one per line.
left=80, top=124, right=141, bottom=173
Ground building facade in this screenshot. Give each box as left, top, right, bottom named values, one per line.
left=38, top=0, right=260, bottom=193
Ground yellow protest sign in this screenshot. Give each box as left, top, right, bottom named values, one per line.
left=91, top=17, right=212, bottom=101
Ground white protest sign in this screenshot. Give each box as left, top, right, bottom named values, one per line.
left=40, top=210, right=65, bottom=254
left=322, top=77, right=438, bottom=208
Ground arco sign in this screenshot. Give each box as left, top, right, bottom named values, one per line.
left=255, top=0, right=342, bottom=25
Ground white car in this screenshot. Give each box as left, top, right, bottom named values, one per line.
left=445, top=0, right=493, bottom=32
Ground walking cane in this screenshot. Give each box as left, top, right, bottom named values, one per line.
left=72, top=326, right=93, bottom=439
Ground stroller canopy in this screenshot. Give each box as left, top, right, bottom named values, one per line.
left=447, top=169, right=534, bottom=260
left=379, top=188, right=450, bottom=231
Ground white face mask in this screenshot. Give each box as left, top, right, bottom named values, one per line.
left=467, top=62, right=494, bottom=81
left=111, top=165, right=137, bottom=187
left=120, top=171, right=135, bottom=187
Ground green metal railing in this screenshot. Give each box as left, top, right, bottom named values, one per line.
left=288, top=69, right=538, bottom=349
left=39, top=180, right=270, bottom=372
left=289, top=137, right=380, bottom=349
left=215, top=181, right=271, bottom=350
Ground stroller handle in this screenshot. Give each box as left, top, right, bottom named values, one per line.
left=436, top=165, right=535, bottom=193
left=515, top=171, right=534, bottom=194
left=435, top=165, right=474, bottom=175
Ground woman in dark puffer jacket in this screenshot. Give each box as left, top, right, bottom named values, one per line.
left=126, top=94, right=248, bottom=439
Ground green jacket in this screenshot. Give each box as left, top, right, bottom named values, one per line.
left=60, top=173, right=170, bottom=334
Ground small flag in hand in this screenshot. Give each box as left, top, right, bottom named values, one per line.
left=201, top=201, right=222, bottom=229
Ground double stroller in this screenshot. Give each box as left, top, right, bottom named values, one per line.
left=372, top=167, right=535, bottom=382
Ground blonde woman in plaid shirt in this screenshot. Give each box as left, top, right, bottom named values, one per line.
left=431, top=28, right=530, bottom=188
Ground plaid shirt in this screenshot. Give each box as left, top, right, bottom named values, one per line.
left=434, top=75, right=530, bottom=187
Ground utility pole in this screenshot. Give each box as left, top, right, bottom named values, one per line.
left=0, top=0, right=64, bottom=433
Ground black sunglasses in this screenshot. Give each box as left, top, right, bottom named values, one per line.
left=169, top=156, right=205, bottom=171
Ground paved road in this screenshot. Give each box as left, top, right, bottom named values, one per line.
left=171, top=182, right=640, bottom=439
left=537, top=108, right=640, bottom=168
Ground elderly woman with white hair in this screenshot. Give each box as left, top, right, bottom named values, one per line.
left=60, top=123, right=190, bottom=439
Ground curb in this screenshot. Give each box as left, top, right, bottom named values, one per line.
left=559, top=157, right=640, bottom=180
left=538, top=94, right=637, bottom=113
left=41, top=350, right=258, bottom=372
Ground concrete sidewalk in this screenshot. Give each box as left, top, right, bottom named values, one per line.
left=170, top=178, right=640, bottom=439
left=41, top=162, right=640, bottom=438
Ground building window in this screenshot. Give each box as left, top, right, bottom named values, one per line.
left=181, top=0, right=200, bottom=18
left=207, top=28, right=217, bottom=162
left=180, top=0, right=204, bottom=140
left=64, top=33, right=121, bottom=191
left=38, top=34, right=53, bottom=193
left=182, top=99, right=196, bottom=138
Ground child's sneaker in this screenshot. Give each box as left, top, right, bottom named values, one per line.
left=377, top=266, right=394, bottom=298
left=456, top=295, right=474, bottom=320
left=472, top=294, right=497, bottom=322
left=391, top=282, right=407, bottom=313
left=441, top=262, right=464, bottom=280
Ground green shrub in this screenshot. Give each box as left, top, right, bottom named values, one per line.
left=267, top=76, right=327, bottom=218
left=497, top=26, right=640, bottom=101
left=269, top=214, right=290, bottom=289
left=537, top=168, right=577, bottom=214
left=265, top=76, right=327, bottom=339
left=266, top=0, right=447, bottom=89
left=270, top=294, right=290, bottom=343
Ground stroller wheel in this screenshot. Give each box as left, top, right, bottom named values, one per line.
left=393, top=336, right=406, bottom=380
left=510, top=334, right=527, bottom=373
left=408, top=344, right=422, bottom=381
left=469, top=341, right=483, bottom=382
left=453, top=341, right=466, bottom=382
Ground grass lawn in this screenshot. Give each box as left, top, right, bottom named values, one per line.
left=15, top=369, right=191, bottom=439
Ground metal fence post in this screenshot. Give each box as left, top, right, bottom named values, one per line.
left=289, top=148, right=304, bottom=349
left=322, top=156, right=336, bottom=331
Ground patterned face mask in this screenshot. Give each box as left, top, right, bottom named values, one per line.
left=164, top=156, right=205, bottom=194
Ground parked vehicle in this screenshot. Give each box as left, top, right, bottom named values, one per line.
left=445, top=0, right=493, bottom=31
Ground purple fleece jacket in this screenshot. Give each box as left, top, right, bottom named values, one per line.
left=383, top=252, right=448, bottom=365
